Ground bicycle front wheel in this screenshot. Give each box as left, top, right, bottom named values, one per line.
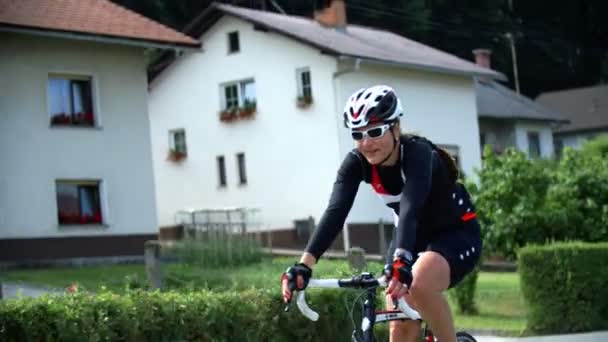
left=456, top=331, right=477, bottom=342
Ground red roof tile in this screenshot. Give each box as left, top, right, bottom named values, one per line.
left=0, top=0, right=200, bottom=47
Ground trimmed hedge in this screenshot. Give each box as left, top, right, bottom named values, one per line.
left=518, top=242, right=608, bottom=334
left=0, top=288, right=392, bottom=342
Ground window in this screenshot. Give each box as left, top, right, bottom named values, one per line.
left=48, top=74, right=95, bottom=127
left=228, top=31, right=240, bottom=53
left=237, top=152, right=247, bottom=185
left=528, top=132, right=541, bottom=158
left=217, top=156, right=227, bottom=187
left=221, top=79, right=256, bottom=110
left=296, top=68, right=312, bottom=98
left=56, top=180, right=103, bottom=225
left=169, top=129, right=187, bottom=154
left=438, top=144, right=463, bottom=176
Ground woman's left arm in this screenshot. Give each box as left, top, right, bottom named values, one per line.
left=394, top=141, right=434, bottom=259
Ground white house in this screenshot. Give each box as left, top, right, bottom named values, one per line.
left=536, top=84, right=608, bottom=153
left=471, top=49, right=567, bottom=159
left=0, top=0, right=200, bottom=263
left=148, top=1, right=503, bottom=239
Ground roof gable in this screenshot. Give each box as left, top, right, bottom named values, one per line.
left=151, top=3, right=505, bottom=81
left=0, top=0, right=200, bottom=48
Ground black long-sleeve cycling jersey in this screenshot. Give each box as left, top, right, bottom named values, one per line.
left=305, top=135, right=476, bottom=261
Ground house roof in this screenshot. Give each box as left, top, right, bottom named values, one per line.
left=0, top=0, right=200, bottom=49
left=150, top=3, right=505, bottom=81
left=475, top=80, right=567, bottom=123
left=536, top=84, right=608, bottom=134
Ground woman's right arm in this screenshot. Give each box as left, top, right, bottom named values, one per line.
left=303, top=151, right=363, bottom=264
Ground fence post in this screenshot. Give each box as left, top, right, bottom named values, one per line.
left=144, top=240, right=163, bottom=290
left=347, top=247, right=367, bottom=272
left=343, top=223, right=351, bottom=253
left=378, top=219, right=386, bottom=255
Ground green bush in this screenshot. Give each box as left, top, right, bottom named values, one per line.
left=448, top=267, right=479, bottom=314
left=545, top=148, right=608, bottom=242
left=470, top=140, right=608, bottom=260
left=470, top=147, right=554, bottom=260
left=0, top=288, right=393, bottom=342
left=518, top=242, right=608, bottom=334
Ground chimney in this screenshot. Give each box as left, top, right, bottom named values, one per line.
left=472, top=48, right=492, bottom=83
left=314, top=0, right=347, bottom=31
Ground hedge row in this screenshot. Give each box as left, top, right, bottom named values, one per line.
left=0, top=289, right=392, bottom=342
left=518, top=242, right=608, bottom=334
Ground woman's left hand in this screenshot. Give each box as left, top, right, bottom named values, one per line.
left=383, top=258, right=413, bottom=298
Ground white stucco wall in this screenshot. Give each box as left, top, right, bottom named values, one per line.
left=514, top=121, right=555, bottom=158
left=149, top=16, right=340, bottom=229
left=334, top=63, right=481, bottom=224
left=0, top=33, right=158, bottom=238
left=556, top=131, right=607, bottom=150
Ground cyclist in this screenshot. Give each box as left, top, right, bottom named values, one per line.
left=281, top=85, right=482, bottom=342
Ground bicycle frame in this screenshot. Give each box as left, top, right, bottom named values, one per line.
left=294, top=272, right=423, bottom=342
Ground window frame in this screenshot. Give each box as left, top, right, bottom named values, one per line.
left=55, top=179, right=104, bottom=226
left=48, top=72, right=98, bottom=128
left=296, top=67, right=312, bottom=99
left=227, top=31, right=240, bottom=54
left=236, top=152, right=247, bottom=186
left=217, top=155, right=227, bottom=188
left=527, top=131, right=541, bottom=158
left=169, top=128, right=187, bottom=155
left=220, top=78, right=256, bottom=111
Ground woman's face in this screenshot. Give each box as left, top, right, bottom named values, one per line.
left=353, top=122, right=398, bottom=165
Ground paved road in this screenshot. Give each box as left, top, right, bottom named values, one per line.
left=474, top=332, right=608, bottom=342
left=2, top=282, right=63, bottom=299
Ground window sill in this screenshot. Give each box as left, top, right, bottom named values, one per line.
left=57, top=223, right=110, bottom=229
left=50, top=125, right=103, bottom=131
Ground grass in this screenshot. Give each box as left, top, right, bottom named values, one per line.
left=2, top=258, right=526, bottom=335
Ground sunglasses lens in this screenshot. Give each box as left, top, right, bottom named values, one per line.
left=367, top=127, right=384, bottom=138
left=351, top=132, right=364, bottom=140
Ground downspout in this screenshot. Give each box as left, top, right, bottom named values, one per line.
left=331, top=56, right=361, bottom=165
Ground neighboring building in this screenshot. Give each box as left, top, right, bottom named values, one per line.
left=0, top=0, right=200, bottom=263
left=537, top=84, right=608, bottom=152
left=471, top=49, right=567, bottom=159
left=148, top=1, right=503, bottom=242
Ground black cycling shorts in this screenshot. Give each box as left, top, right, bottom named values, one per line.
left=385, top=219, right=482, bottom=289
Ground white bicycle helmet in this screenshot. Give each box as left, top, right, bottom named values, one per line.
left=343, top=85, right=403, bottom=129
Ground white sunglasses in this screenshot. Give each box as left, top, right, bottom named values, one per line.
left=351, top=123, right=393, bottom=141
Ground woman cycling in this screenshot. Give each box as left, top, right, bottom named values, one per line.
left=281, top=85, right=482, bottom=342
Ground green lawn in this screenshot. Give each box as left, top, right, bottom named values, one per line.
left=2, top=258, right=526, bottom=335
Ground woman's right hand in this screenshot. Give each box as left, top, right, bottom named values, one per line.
left=281, top=262, right=313, bottom=303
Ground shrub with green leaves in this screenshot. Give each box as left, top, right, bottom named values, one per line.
left=0, top=288, right=390, bottom=342
left=518, top=242, right=608, bottom=334
left=448, top=267, right=479, bottom=314
left=469, top=147, right=554, bottom=260
left=545, top=147, right=608, bottom=242
left=469, top=138, right=608, bottom=260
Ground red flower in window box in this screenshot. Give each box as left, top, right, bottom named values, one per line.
left=220, top=109, right=237, bottom=122
left=167, top=149, right=187, bottom=162
left=92, top=212, right=102, bottom=223
left=51, top=113, right=72, bottom=125
left=297, top=95, right=313, bottom=109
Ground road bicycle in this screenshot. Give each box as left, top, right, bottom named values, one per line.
left=287, top=271, right=477, bottom=342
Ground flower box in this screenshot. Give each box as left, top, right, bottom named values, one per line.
left=297, top=95, right=313, bottom=108
left=167, top=149, right=187, bottom=162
